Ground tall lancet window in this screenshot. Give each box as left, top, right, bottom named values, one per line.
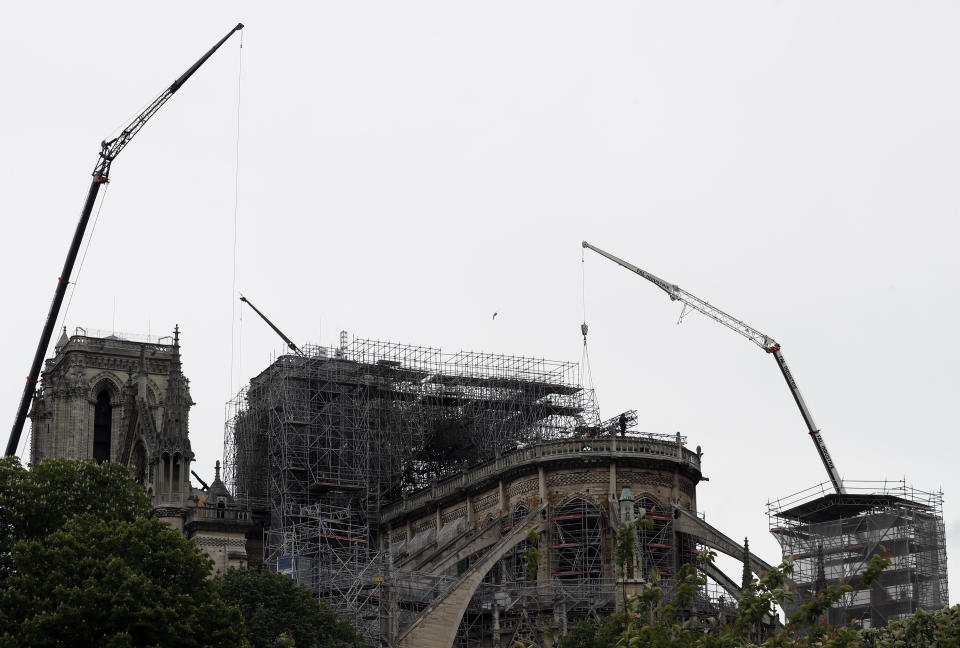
left=131, top=442, right=147, bottom=485
left=93, top=390, right=112, bottom=462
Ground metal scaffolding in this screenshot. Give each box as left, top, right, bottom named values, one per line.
left=768, top=480, right=947, bottom=628
left=488, top=503, right=532, bottom=586
left=551, top=497, right=604, bottom=582
left=224, top=336, right=598, bottom=642
left=636, top=495, right=676, bottom=580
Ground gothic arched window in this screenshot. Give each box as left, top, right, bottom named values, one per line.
left=131, top=442, right=147, bottom=486
left=93, top=390, right=112, bottom=463
left=550, top=496, right=603, bottom=582
left=172, top=453, right=181, bottom=486
left=508, top=503, right=531, bottom=581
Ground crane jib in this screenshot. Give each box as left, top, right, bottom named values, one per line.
left=581, top=240, right=846, bottom=495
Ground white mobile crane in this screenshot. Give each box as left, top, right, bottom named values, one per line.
left=582, top=241, right=845, bottom=495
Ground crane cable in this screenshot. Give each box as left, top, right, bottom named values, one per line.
left=229, top=29, right=243, bottom=397
left=57, top=176, right=110, bottom=338
left=580, top=246, right=600, bottom=414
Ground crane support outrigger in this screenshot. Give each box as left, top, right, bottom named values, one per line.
left=582, top=240, right=845, bottom=495
left=5, top=24, right=244, bottom=457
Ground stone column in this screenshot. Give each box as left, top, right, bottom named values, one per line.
left=538, top=466, right=547, bottom=504
left=608, top=463, right=617, bottom=507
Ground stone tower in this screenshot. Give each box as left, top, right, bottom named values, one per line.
left=29, top=327, right=252, bottom=572
left=30, top=327, right=191, bottom=475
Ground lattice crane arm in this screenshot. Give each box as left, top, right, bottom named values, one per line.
left=5, top=24, right=244, bottom=458
left=96, top=23, right=244, bottom=179
left=581, top=240, right=845, bottom=495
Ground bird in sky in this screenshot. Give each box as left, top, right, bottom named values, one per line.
left=492, top=312, right=498, bottom=320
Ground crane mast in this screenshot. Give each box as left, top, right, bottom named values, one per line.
left=581, top=240, right=845, bottom=495
left=5, top=24, right=244, bottom=458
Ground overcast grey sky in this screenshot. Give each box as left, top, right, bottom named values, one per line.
left=2, top=2, right=958, bottom=601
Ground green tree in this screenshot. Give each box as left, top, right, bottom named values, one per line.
left=0, top=457, right=247, bottom=647
left=0, top=457, right=151, bottom=577
left=216, top=567, right=364, bottom=648
left=555, top=550, right=902, bottom=648
left=524, top=529, right=541, bottom=582
left=860, top=606, right=960, bottom=648
left=556, top=616, right=625, bottom=648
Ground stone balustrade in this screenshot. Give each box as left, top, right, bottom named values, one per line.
left=382, top=435, right=700, bottom=526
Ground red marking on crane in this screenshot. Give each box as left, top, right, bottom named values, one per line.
left=809, top=430, right=821, bottom=435
left=25, top=377, right=37, bottom=384
left=57, top=277, right=69, bottom=285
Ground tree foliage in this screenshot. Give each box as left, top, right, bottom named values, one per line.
left=524, top=529, right=541, bottom=582
left=552, top=549, right=946, bottom=648
left=0, top=457, right=151, bottom=578
left=216, top=567, right=364, bottom=648
left=860, top=606, right=960, bottom=648
left=0, top=457, right=246, bottom=647
left=0, top=516, right=245, bottom=647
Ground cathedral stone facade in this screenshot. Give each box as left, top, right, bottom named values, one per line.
left=29, top=327, right=252, bottom=575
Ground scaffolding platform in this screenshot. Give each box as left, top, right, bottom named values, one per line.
left=768, top=480, right=947, bottom=629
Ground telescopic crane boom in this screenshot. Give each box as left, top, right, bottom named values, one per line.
left=239, top=295, right=302, bottom=355
left=5, top=24, right=244, bottom=458
left=581, top=240, right=845, bottom=495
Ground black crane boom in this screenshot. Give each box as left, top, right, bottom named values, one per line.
left=239, top=295, right=302, bottom=355
left=6, top=24, right=244, bottom=458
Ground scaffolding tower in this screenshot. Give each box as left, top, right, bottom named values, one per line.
left=635, top=495, right=677, bottom=581
left=551, top=498, right=605, bottom=581
left=224, top=336, right=598, bottom=641
left=768, top=481, right=948, bottom=628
